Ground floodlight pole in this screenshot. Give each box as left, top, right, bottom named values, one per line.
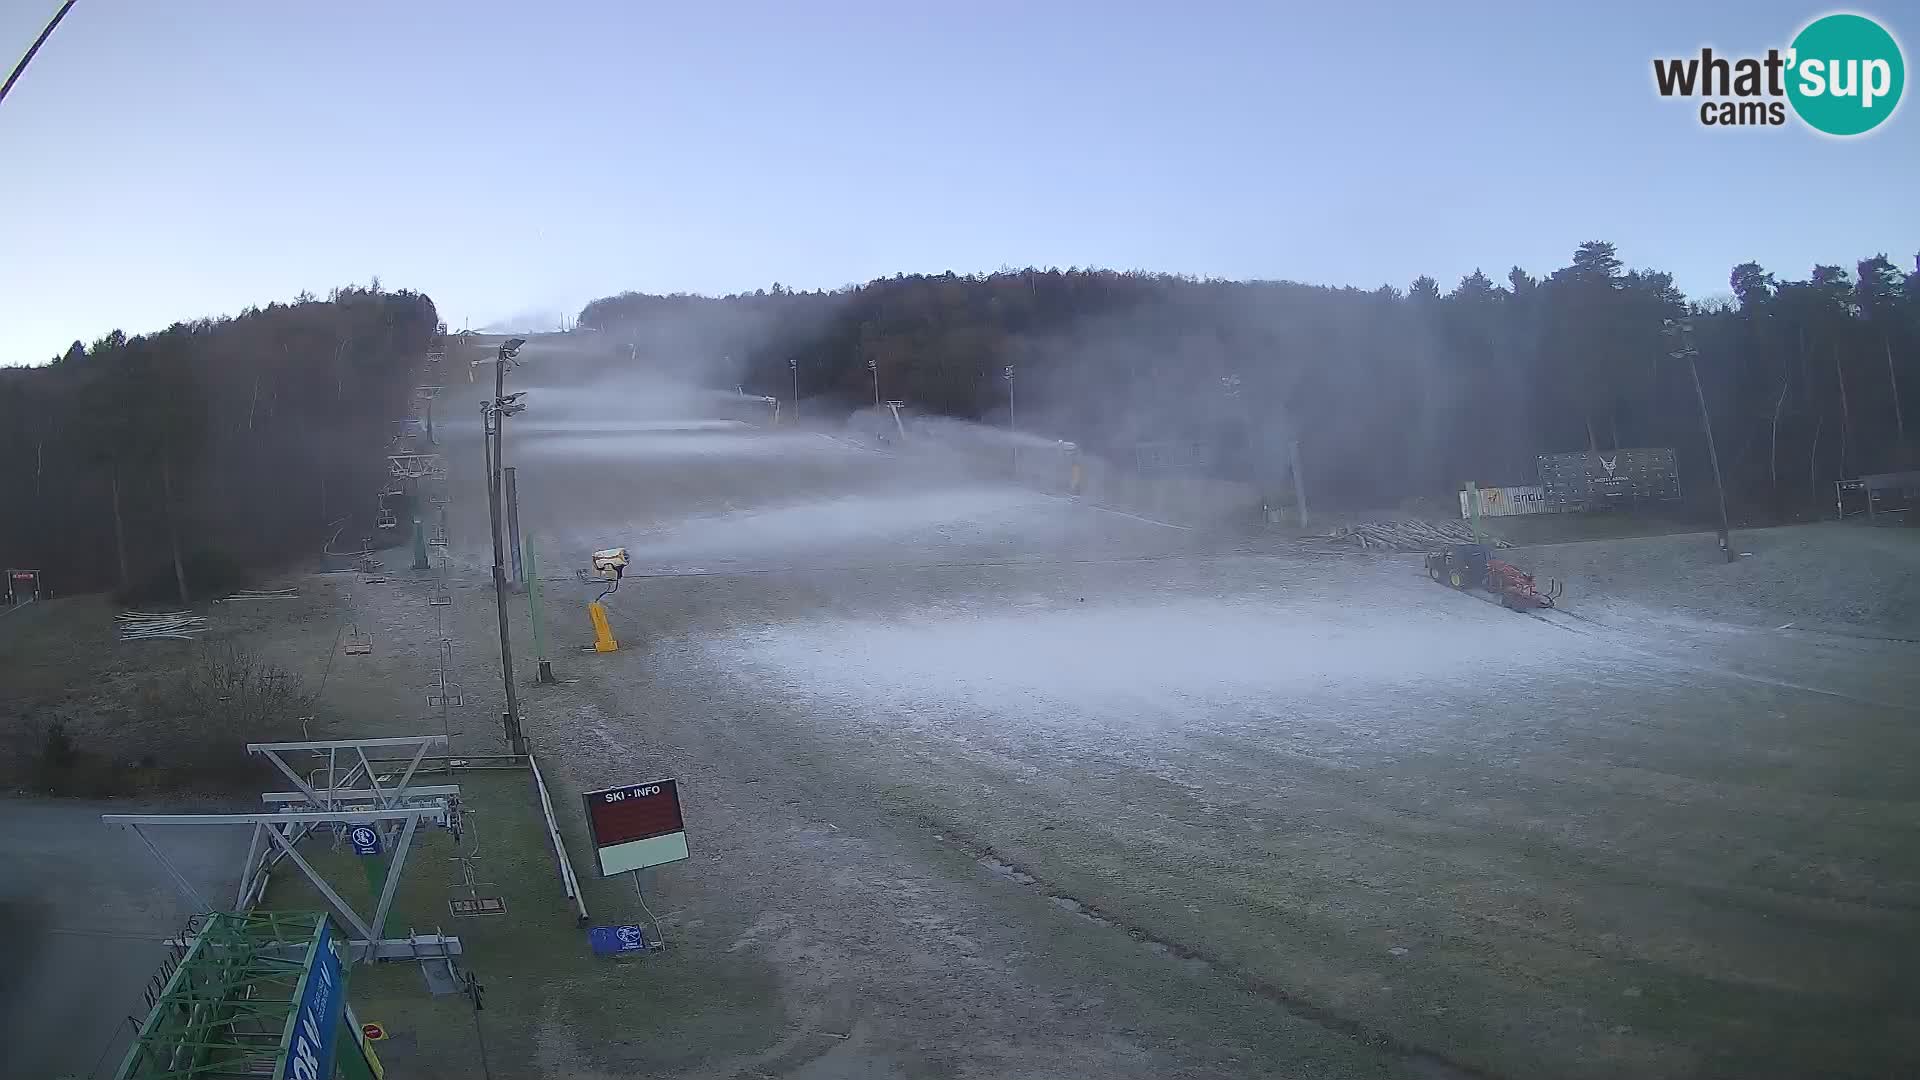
left=1688, top=356, right=1736, bottom=563
left=505, top=466, right=524, bottom=588
left=1005, top=365, right=1017, bottom=476
left=1667, top=319, right=1735, bottom=563
left=526, top=534, right=555, bottom=683
left=483, top=340, right=529, bottom=756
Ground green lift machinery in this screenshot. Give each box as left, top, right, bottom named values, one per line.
left=114, top=910, right=380, bottom=1080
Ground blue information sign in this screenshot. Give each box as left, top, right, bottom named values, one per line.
left=278, top=920, right=345, bottom=1080
left=347, top=824, right=382, bottom=857
left=589, top=925, right=651, bottom=956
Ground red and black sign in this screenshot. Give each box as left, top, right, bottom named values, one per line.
left=4, top=569, right=40, bottom=606
left=582, top=779, right=685, bottom=849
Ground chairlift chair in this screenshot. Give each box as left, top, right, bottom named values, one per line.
left=428, top=564, right=452, bottom=604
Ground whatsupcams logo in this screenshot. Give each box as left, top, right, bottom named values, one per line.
left=1653, top=12, right=1904, bottom=134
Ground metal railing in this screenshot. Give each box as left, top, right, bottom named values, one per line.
left=530, top=753, right=589, bottom=925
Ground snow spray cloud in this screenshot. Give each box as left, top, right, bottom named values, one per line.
left=1004, top=277, right=1488, bottom=504
left=572, top=286, right=861, bottom=396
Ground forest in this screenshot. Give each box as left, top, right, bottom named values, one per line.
left=4, top=245, right=1912, bottom=605
left=0, top=285, right=440, bottom=601
left=581, top=243, right=1918, bottom=517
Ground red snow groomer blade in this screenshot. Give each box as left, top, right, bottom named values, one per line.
left=1486, top=559, right=1560, bottom=610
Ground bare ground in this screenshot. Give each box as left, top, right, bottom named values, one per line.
left=1507, top=522, right=1920, bottom=639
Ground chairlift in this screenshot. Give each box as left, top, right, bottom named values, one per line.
left=376, top=489, right=402, bottom=529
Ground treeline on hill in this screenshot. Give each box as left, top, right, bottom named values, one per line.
left=579, top=244, right=1918, bottom=517
left=0, top=285, right=440, bottom=601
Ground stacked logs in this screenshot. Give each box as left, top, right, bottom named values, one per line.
left=117, top=610, right=209, bottom=641
left=216, top=587, right=299, bottom=603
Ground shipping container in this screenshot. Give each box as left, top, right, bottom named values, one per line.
left=1458, top=485, right=1555, bottom=519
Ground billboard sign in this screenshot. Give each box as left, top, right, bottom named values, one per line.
left=1835, top=470, right=1920, bottom=520
left=5, top=568, right=41, bottom=605
left=582, top=779, right=689, bottom=877
left=277, top=919, right=345, bottom=1080
left=1459, top=485, right=1554, bottom=519
left=1133, top=440, right=1211, bottom=471
left=1538, top=449, right=1680, bottom=509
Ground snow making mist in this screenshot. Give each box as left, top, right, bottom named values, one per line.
left=495, top=363, right=1086, bottom=573
left=894, top=413, right=1078, bottom=454
left=1001, top=297, right=1306, bottom=495
left=510, top=368, right=748, bottom=428
left=699, top=594, right=1587, bottom=745
left=568, top=486, right=1058, bottom=571
left=520, top=426, right=866, bottom=466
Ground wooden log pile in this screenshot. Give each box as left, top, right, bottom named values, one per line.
left=1306, top=519, right=1513, bottom=552
left=117, top=609, right=209, bottom=641
left=215, top=587, right=299, bottom=603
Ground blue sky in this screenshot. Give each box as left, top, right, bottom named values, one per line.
left=1, top=1, right=1914, bottom=364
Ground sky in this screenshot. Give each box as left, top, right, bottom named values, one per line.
left=1, top=1, right=1915, bottom=365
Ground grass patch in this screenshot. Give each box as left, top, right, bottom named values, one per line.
left=4, top=638, right=300, bottom=797
left=261, top=767, right=785, bottom=1078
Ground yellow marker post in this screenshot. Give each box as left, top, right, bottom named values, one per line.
left=589, top=600, right=618, bottom=652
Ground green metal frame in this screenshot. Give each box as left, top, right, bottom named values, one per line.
left=114, top=910, right=341, bottom=1080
